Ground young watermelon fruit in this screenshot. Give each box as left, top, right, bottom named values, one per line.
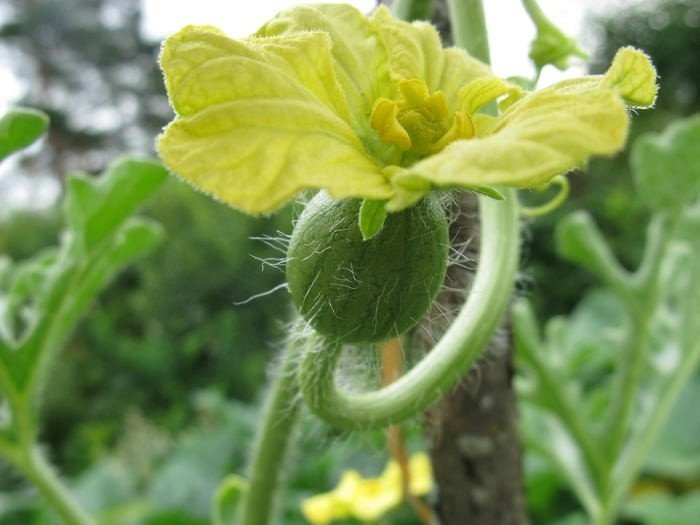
left=286, top=192, right=448, bottom=344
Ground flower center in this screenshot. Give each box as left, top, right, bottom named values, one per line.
left=370, top=79, right=474, bottom=162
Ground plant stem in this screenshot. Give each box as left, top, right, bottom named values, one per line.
left=606, top=214, right=677, bottom=457
left=521, top=0, right=556, bottom=32
left=446, top=0, right=490, bottom=63
left=514, top=319, right=606, bottom=489
left=602, top=216, right=699, bottom=516
left=236, top=329, right=304, bottom=525
left=15, top=446, right=96, bottom=525
left=613, top=340, right=700, bottom=501
left=391, top=0, right=434, bottom=21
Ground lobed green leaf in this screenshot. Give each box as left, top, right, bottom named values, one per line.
left=631, top=115, right=700, bottom=210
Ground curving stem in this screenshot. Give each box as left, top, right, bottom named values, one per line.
left=300, top=189, right=520, bottom=430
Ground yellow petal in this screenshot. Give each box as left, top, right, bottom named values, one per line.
left=160, top=26, right=350, bottom=121
left=335, top=470, right=362, bottom=502
left=160, top=26, right=255, bottom=116
left=408, top=453, right=433, bottom=496
left=388, top=87, right=628, bottom=210
left=459, top=77, right=514, bottom=115
left=301, top=493, right=346, bottom=525
left=350, top=476, right=402, bottom=522
left=438, top=48, right=492, bottom=112
left=257, top=4, right=392, bottom=133
left=601, top=46, right=658, bottom=107
left=370, top=6, right=490, bottom=113
left=538, top=46, right=657, bottom=107
left=158, top=23, right=392, bottom=214
left=247, top=33, right=352, bottom=123
left=158, top=99, right=391, bottom=214
left=370, top=6, right=445, bottom=92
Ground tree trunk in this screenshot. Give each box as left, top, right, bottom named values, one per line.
left=379, top=1, right=526, bottom=522
left=420, top=191, right=526, bottom=525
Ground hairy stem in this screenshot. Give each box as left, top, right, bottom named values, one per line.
left=235, top=329, right=304, bottom=525
left=14, top=446, right=96, bottom=525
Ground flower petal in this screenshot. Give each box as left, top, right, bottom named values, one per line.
left=256, top=4, right=392, bottom=135
left=601, top=46, right=657, bottom=108
left=158, top=99, right=391, bottom=214
left=158, top=24, right=391, bottom=214
left=439, top=48, right=492, bottom=112
left=301, top=493, right=347, bottom=525
left=537, top=46, right=657, bottom=107
left=350, top=477, right=402, bottom=521
left=408, top=453, right=433, bottom=495
left=388, top=88, right=628, bottom=210
left=370, top=6, right=445, bottom=91
left=459, top=77, right=519, bottom=115
left=160, top=26, right=350, bottom=122
left=370, top=6, right=490, bottom=112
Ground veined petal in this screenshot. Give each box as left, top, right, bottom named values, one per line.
left=160, top=26, right=350, bottom=122
left=459, top=77, right=522, bottom=115
left=389, top=88, right=628, bottom=210
left=601, top=46, right=657, bottom=107
left=370, top=6, right=490, bottom=113
left=158, top=99, right=391, bottom=214
left=438, top=48, right=491, bottom=112
left=257, top=4, right=392, bottom=134
left=248, top=33, right=352, bottom=123
left=370, top=6, right=445, bottom=92
left=539, top=46, right=657, bottom=107
left=160, top=26, right=257, bottom=115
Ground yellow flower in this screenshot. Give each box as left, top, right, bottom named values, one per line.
left=301, top=452, right=433, bottom=524
left=157, top=4, right=657, bottom=215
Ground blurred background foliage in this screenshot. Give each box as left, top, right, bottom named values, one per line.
left=0, top=0, right=699, bottom=523
left=525, top=0, right=700, bottom=318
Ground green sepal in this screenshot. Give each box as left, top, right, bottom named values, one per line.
left=0, top=107, right=49, bottom=162
left=471, top=185, right=505, bottom=200
left=358, top=199, right=389, bottom=240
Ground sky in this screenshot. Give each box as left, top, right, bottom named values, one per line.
left=141, top=0, right=583, bottom=82
left=139, top=0, right=638, bottom=84
left=0, top=0, right=641, bottom=112
left=0, top=0, right=641, bottom=212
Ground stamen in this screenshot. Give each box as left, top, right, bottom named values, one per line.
left=371, top=79, right=470, bottom=161
left=431, top=112, right=475, bottom=153
left=370, top=98, right=412, bottom=150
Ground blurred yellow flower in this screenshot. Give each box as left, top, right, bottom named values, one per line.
left=301, top=452, right=433, bottom=524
